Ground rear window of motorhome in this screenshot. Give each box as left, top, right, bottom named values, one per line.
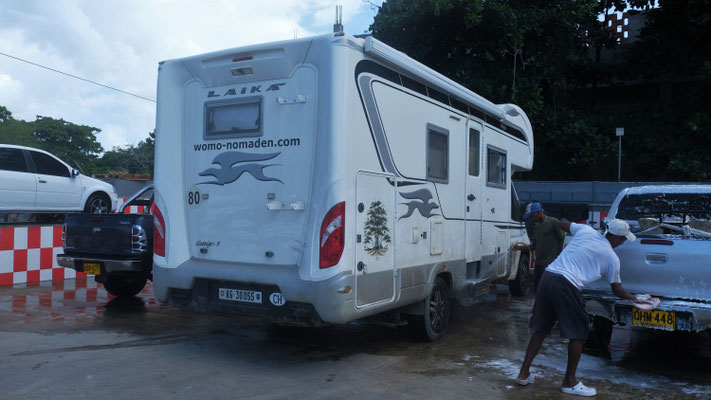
left=487, top=147, right=506, bottom=188
left=427, top=125, right=448, bottom=183
left=205, top=99, right=261, bottom=138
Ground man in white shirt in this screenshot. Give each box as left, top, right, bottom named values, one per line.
left=514, top=219, right=642, bottom=397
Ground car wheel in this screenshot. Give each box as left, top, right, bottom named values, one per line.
left=84, top=193, right=111, bottom=214
left=412, top=276, right=450, bottom=341
left=586, top=315, right=613, bottom=351
left=508, top=252, right=530, bottom=297
left=102, top=273, right=148, bottom=298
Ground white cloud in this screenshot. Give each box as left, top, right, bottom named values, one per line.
left=0, top=0, right=381, bottom=149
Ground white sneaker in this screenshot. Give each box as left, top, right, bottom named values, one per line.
left=561, top=381, right=596, bottom=396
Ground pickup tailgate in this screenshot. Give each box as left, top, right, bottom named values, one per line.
left=587, top=236, right=711, bottom=301
left=64, top=214, right=148, bottom=257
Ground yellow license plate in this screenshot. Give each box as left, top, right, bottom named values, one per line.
left=632, top=308, right=675, bottom=331
left=83, top=262, right=101, bottom=275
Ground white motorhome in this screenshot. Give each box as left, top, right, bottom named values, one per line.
left=152, top=32, right=534, bottom=340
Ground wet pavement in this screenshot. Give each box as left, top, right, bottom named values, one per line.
left=1, top=279, right=709, bottom=400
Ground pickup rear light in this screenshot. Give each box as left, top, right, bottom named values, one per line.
left=152, top=204, right=166, bottom=257
left=319, top=202, right=345, bottom=269
left=131, top=225, right=148, bottom=254
left=62, top=223, right=67, bottom=249
left=641, top=239, right=674, bottom=246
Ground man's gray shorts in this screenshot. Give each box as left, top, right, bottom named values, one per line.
left=529, top=271, right=589, bottom=340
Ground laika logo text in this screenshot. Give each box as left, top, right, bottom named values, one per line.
left=398, top=189, right=440, bottom=220
left=198, top=151, right=283, bottom=185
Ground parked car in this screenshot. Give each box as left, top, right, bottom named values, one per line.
left=57, top=185, right=154, bottom=297
left=583, top=185, right=711, bottom=347
left=0, top=144, right=118, bottom=213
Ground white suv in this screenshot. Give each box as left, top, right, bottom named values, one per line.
left=0, top=144, right=119, bottom=213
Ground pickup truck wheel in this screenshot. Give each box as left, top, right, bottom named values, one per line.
left=84, top=193, right=111, bottom=214
left=103, top=273, right=147, bottom=298
left=586, top=316, right=613, bottom=351
left=412, top=276, right=450, bottom=341
left=508, top=252, right=530, bottom=297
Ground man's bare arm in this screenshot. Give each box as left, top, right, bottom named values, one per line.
left=558, top=221, right=571, bottom=234
left=610, top=282, right=636, bottom=301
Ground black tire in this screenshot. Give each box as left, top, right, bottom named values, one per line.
left=84, top=192, right=111, bottom=214
left=413, top=276, right=451, bottom=341
left=586, top=315, right=614, bottom=351
left=102, top=273, right=148, bottom=298
left=508, top=252, right=530, bottom=297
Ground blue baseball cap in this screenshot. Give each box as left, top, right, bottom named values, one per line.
left=523, top=202, right=543, bottom=220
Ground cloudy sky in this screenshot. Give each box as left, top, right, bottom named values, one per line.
left=0, top=0, right=383, bottom=150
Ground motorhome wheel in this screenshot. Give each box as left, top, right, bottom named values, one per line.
left=508, top=252, right=530, bottom=297
left=413, top=276, right=450, bottom=341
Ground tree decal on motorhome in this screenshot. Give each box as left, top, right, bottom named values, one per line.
left=364, top=201, right=391, bottom=256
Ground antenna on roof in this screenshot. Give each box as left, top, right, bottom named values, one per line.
left=333, top=4, right=344, bottom=35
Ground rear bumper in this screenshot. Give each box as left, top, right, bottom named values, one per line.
left=583, top=290, right=711, bottom=332
left=152, top=259, right=361, bottom=326
left=57, top=254, right=145, bottom=274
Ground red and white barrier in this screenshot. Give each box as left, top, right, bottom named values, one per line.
left=120, top=197, right=148, bottom=214
left=0, top=225, right=85, bottom=286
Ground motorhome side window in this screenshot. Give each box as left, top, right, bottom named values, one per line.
left=427, top=125, right=448, bottom=183
left=205, top=98, right=262, bottom=139
left=468, top=128, right=480, bottom=176
left=486, top=147, right=506, bottom=188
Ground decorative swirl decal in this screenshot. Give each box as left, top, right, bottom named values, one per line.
left=198, top=151, right=283, bottom=185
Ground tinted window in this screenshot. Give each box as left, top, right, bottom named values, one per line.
left=205, top=99, right=261, bottom=138
left=427, top=87, right=449, bottom=105
left=616, top=193, right=711, bottom=221
left=468, top=129, right=480, bottom=177
left=0, top=147, right=28, bottom=172
left=30, top=151, right=70, bottom=177
left=401, top=75, right=427, bottom=96
left=427, top=125, right=448, bottom=182
left=487, top=147, right=506, bottom=188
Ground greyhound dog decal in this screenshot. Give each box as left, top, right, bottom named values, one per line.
left=398, top=188, right=440, bottom=220
left=198, top=151, right=283, bottom=185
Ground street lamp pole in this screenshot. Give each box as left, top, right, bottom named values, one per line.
left=616, top=127, right=624, bottom=182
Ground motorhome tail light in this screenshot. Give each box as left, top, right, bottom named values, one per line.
left=152, top=204, right=166, bottom=257
left=640, top=239, right=674, bottom=246
left=319, top=202, right=345, bottom=269
left=232, top=56, right=253, bottom=62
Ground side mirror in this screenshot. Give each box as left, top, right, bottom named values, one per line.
left=71, top=169, right=80, bottom=177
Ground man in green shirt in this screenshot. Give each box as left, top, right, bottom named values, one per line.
left=513, top=202, right=566, bottom=293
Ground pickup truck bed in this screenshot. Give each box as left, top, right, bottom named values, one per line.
left=57, top=186, right=154, bottom=297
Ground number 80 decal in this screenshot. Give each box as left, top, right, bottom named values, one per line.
left=187, top=186, right=202, bottom=208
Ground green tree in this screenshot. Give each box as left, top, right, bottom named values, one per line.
left=94, top=131, right=155, bottom=176
left=370, top=1, right=708, bottom=181
left=364, top=200, right=391, bottom=254
left=31, top=115, right=103, bottom=172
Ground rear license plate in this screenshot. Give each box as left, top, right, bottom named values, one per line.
left=218, top=288, right=262, bottom=304
left=83, top=262, right=101, bottom=275
left=632, top=308, right=675, bottom=330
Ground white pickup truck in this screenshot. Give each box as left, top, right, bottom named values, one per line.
left=583, top=185, right=711, bottom=346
